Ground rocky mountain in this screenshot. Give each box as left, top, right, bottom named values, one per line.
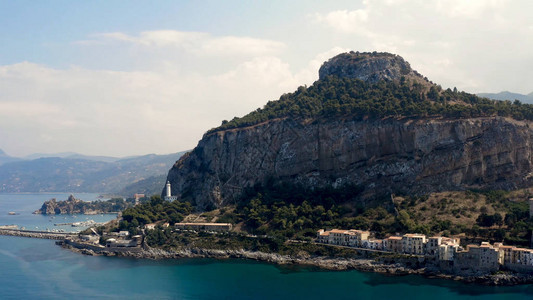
left=317, top=51, right=426, bottom=84
left=0, top=151, right=186, bottom=194
left=165, top=51, right=533, bottom=210
left=478, top=91, right=533, bottom=104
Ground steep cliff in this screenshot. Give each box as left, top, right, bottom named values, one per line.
left=166, top=52, right=533, bottom=209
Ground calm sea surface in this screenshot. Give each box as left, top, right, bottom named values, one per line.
left=1, top=193, right=533, bottom=299
left=0, top=193, right=117, bottom=232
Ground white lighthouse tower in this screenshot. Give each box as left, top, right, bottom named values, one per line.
left=164, top=181, right=178, bottom=201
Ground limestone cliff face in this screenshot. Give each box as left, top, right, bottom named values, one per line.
left=167, top=116, right=533, bottom=209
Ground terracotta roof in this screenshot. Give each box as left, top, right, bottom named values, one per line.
left=404, top=234, right=425, bottom=238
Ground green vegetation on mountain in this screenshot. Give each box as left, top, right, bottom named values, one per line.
left=100, top=181, right=533, bottom=253
left=211, top=76, right=533, bottom=134
left=118, top=196, right=193, bottom=236
left=212, top=183, right=533, bottom=246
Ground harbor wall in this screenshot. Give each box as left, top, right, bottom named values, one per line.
left=0, top=229, right=73, bottom=240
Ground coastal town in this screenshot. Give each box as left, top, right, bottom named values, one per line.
left=2, top=183, right=533, bottom=281
left=314, top=197, right=533, bottom=275
left=316, top=228, right=533, bottom=275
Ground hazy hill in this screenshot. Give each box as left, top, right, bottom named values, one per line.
left=119, top=174, right=167, bottom=198
left=0, top=149, right=21, bottom=166
left=0, top=151, right=187, bottom=195
left=478, top=91, right=533, bottom=104
left=23, top=152, right=121, bottom=163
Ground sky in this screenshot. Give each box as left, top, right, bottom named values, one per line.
left=1, top=0, right=532, bottom=157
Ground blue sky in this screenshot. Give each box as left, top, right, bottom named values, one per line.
left=1, top=1, right=532, bottom=157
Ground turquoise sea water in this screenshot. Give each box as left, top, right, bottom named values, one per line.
left=1, top=194, right=533, bottom=299
left=0, top=193, right=118, bottom=232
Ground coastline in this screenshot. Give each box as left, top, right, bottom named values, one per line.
left=61, top=243, right=533, bottom=286
left=2, top=227, right=531, bottom=286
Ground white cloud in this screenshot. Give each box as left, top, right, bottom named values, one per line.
left=312, top=0, right=533, bottom=94
left=0, top=49, right=326, bottom=157
left=3, top=1, right=533, bottom=157
left=80, top=30, right=285, bottom=57
left=313, top=9, right=370, bottom=35
left=435, top=0, right=508, bottom=19
left=0, top=101, right=60, bottom=117
left=201, top=36, right=286, bottom=57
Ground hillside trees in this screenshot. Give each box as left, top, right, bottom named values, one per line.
left=209, top=76, right=533, bottom=134
left=119, top=195, right=192, bottom=234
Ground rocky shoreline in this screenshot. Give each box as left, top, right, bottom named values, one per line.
left=62, top=244, right=533, bottom=286
left=4, top=227, right=531, bottom=286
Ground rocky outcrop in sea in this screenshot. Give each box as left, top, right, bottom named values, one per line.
left=33, top=195, right=126, bottom=214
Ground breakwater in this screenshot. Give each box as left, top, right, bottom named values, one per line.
left=0, top=228, right=74, bottom=240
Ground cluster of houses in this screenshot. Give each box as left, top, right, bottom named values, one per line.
left=317, top=228, right=533, bottom=273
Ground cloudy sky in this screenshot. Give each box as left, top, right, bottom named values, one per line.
left=1, top=0, right=532, bottom=157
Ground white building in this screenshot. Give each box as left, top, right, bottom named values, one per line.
left=164, top=181, right=178, bottom=201
left=346, top=230, right=370, bottom=247
left=438, top=243, right=460, bottom=261
left=402, top=234, right=427, bottom=255
left=384, top=236, right=403, bottom=253
left=317, top=229, right=330, bottom=243
left=363, top=239, right=383, bottom=250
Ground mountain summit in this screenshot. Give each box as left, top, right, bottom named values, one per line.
left=318, top=51, right=425, bottom=84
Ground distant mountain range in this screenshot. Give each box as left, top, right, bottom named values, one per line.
left=22, top=152, right=122, bottom=163
left=0, top=150, right=187, bottom=196
left=477, top=91, right=533, bottom=104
